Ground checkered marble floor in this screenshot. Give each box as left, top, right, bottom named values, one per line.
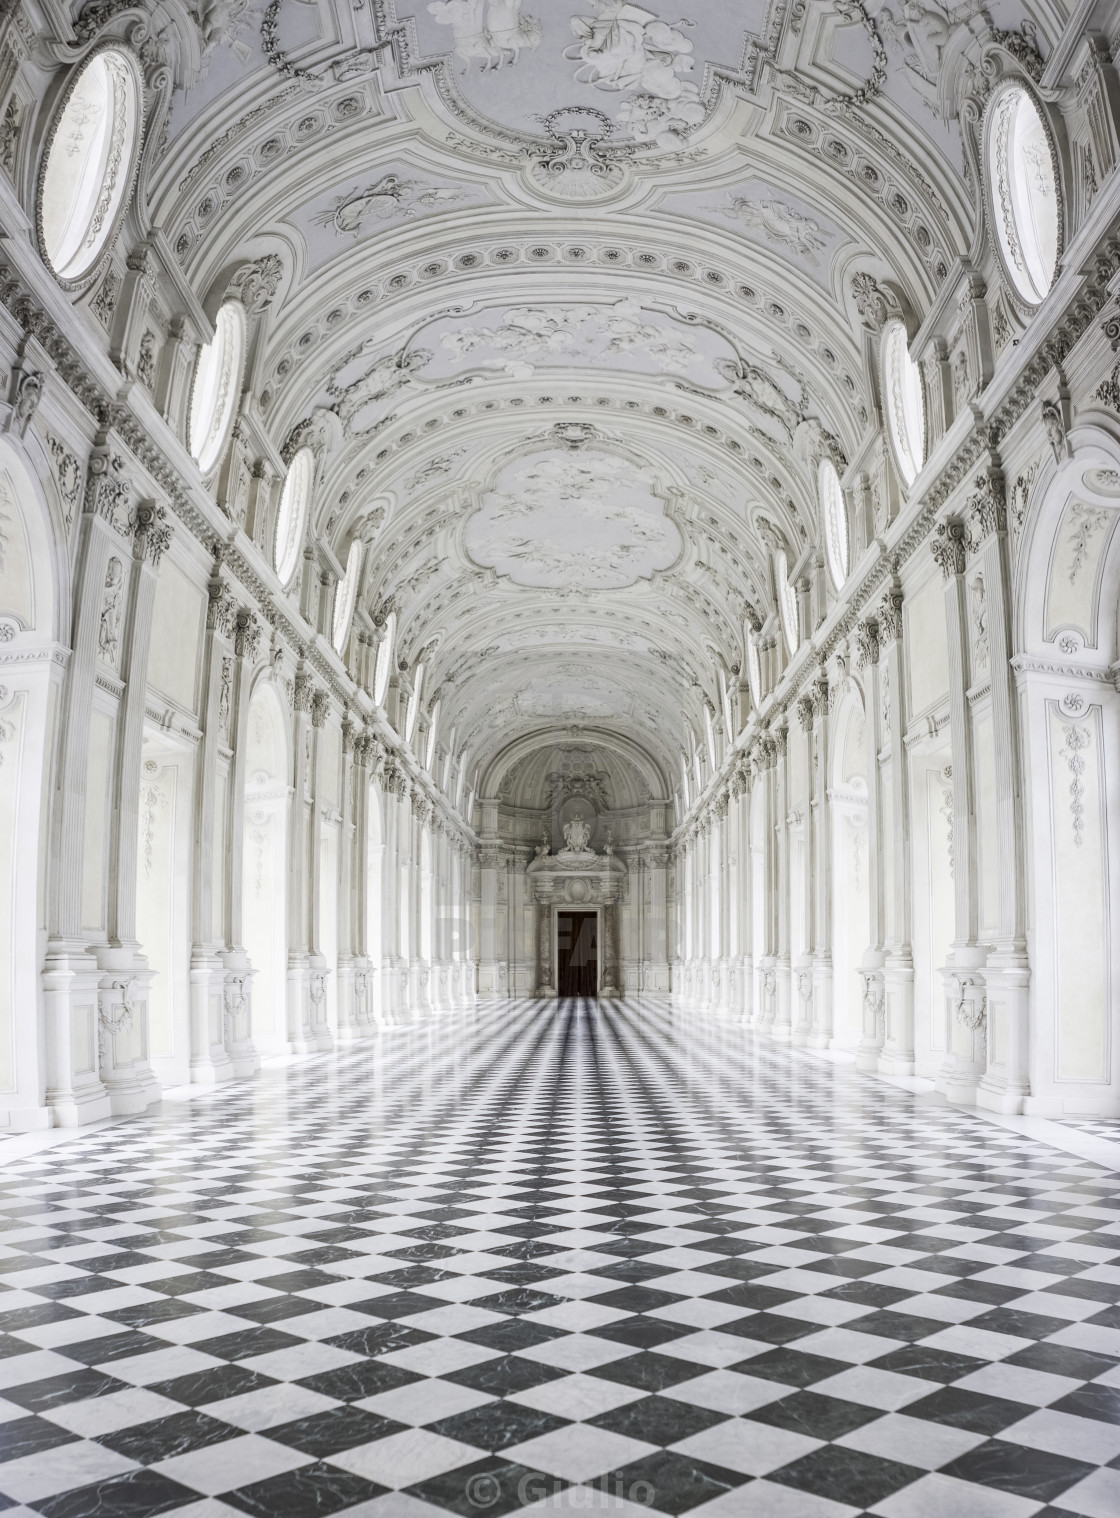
left=1, top=999, right=1119, bottom=1518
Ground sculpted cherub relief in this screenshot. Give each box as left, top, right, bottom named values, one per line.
left=429, top=0, right=542, bottom=70
left=329, top=346, right=433, bottom=433
left=713, top=355, right=804, bottom=441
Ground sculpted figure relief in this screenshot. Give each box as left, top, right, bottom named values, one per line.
left=566, top=2, right=704, bottom=146
left=562, top=816, right=593, bottom=853
left=429, top=0, right=541, bottom=70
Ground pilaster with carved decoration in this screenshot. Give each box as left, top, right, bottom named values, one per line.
left=879, top=583, right=916, bottom=1074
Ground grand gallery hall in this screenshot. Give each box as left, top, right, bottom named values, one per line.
left=3, top=1, right=1120, bottom=1515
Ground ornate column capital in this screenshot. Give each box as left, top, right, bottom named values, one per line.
left=234, top=608, right=261, bottom=662
left=132, top=501, right=172, bottom=568
left=930, top=519, right=968, bottom=578
left=855, top=618, right=880, bottom=670
left=291, top=668, right=313, bottom=714
left=206, top=577, right=237, bottom=638
left=879, top=586, right=905, bottom=642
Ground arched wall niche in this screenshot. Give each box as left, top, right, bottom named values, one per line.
left=829, top=685, right=871, bottom=1051
left=1013, top=422, right=1120, bottom=1114
left=0, top=437, right=60, bottom=1125
left=241, top=674, right=291, bottom=1055
left=1015, top=422, right=1120, bottom=664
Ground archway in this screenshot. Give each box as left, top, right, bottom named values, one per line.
left=136, top=730, right=193, bottom=1085
left=1015, top=428, right=1120, bottom=1113
left=242, top=679, right=290, bottom=1053
left=0, top=439, right=61, bottom=1126
left=365, top=780, right=384, bottom=1023
left=830, top=692, right=871, bottom=1048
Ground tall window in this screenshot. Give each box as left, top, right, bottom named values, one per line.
left=987, top=84, right=1059, bottom=306
left=373, top=612, right=396, bottom=705
left=882, top=318, right=925, bottom=488
left=274, top=447, right=314, bottom=587
left=746, top=629, right=762, bottom=711
left=704, top=704, right=717, bottom=769
left=775, top=550, right=799, bottom=658
left=719, top=666, right=733, bottom=738
left=819, top=458, right=849, bottom=589
left=40, top=48, right=143, bottom=281
left=426, top=699, right=441, bottom=771
left=332, top=539, right=363, bottom=654
left=405, top=664, right=424, bottom=742
left=189, top=301, right=246, bottom=476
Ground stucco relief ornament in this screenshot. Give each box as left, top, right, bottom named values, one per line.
left=850, top=273, right=900, bottom=331
left=527, top=109, right=627, bottom=200
left=315, top=175, right=467, bottom=236
left=720, top=197, right=828, bottom=265
left=429, top=0, right=542, bottom=70
left=1041, top=398, right=1067, bottom=463
left=99, top=558, right=124, bottom=665
left=193, top=1, right=261, bottom=63
left=930, top=519, right=966, bottom=578
left=560, top=816, right=593, bottom=855
left=228, top=254, right=283, bottom=314
left=556, top=2, right=704, bottom=147
left=5, top=367, right=42, bottom=438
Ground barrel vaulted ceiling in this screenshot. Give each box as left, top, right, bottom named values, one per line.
left=137, top=0, right=1052, bottom=796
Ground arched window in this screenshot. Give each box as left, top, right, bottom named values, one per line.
left=746, top=628, right=762, bottom=710
left=680, top=752, right=691, bottom=809
left=775, top=550, right=799, bottom=658
left=40, top=48, right=143, bottom=282
left=373, top=612, right=396, bottom=705
left=704, top=704, right=717, bottom=769
left=274, top=447, right=314, bottom=587
left=189, top=301, right=246, bottom=476
left=332, top=539, right=363, bottom=654
left=987, top=83, right=1059, bottom=306
left=719, top=666, right=733, bottom=738
left=819, top=458, right=849, bottom=589
left=881, top=318, right=925, bottom=488
left=426, top=699, right=441, bottom=771
left=405, top=664, right=424, bottom=743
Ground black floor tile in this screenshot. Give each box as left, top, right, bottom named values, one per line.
left=597, top=1450, right=746, bottom=1514
left=746, top=1389, right=882, bottom=1440
left=904, top=1385, right=1035, bottom=1434
left=591, top=1393, right=727, bottom=1445
left=769, top=1444, right=922, bottom=1507
left=222, top=1460, right=387, bottom=1517
left=940, top=1438, right=1096, bottom=1502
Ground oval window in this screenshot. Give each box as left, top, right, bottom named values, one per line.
left=882, top=318, right=925, bottom=488
left=819, top=458, right=849, bottom=589
left=332, top=539, right=363, bottom=654
left=987, top=84, right=1059, bottom=306
left=274, top=446, right=314, bottom=587
left=189, top=301, right=246, bottom=475
left=40, top=48, right=143, bottom=282
left=775, top=550, right=799, bottom=658
left=373, top=611, right=396, bottom=705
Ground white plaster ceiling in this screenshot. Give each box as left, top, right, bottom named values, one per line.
left=463, top=447, right=683, bottom=588
left=146, top=0, right=1052, bottom=802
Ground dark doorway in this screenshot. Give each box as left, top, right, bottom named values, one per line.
left=557, top=911, right=598, bottom=997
